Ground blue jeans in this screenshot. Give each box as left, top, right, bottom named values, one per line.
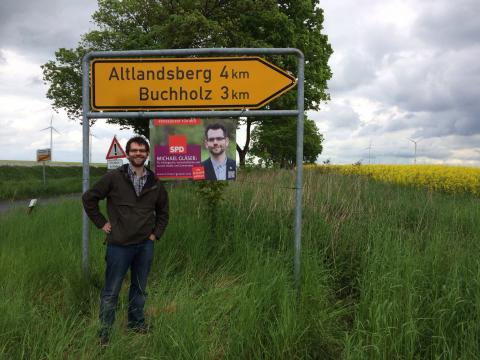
left=99, top=240, right=154, bottom=331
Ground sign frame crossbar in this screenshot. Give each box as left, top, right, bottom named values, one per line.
left=82, top=47, right=304, bottom=290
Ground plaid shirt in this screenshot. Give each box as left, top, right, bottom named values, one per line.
left=127, top=164, right=148, bottom=196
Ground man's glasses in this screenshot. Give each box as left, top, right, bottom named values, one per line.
left=129, top=149, right=147, bottom=153
left=207, top=137, right=226, bottom=142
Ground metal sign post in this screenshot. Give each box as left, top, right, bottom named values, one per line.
left=82, top=48, right=304, bottom=291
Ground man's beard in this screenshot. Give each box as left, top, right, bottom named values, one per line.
left=129, top=157, right=147, bottom=167
left=209, top=146, right=225, bottom=156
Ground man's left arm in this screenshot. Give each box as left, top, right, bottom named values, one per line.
left=151, top=184, right=169, bottom=240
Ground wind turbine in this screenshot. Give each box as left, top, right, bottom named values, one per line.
left=407, top=138, right=421, bottom=165
left=89, top=131, right=98, bottom=163
left=365, top=140, right=373, bottom=164
left=40, top=115, right=60, bottom=161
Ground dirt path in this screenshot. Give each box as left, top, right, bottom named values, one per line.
left=0, top=193, right=81, bottom=215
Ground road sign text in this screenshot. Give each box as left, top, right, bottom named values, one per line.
left=90, top=57, right=296, bottom=111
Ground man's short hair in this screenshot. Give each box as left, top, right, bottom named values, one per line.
left=126, top=136, right=150, bottom=153
left=204, top=123, right=228, bottom=139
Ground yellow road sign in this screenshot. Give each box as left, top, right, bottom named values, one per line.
left=36, top=149, right=51, bottom=162
left=90, top=57, right=296, bottom=111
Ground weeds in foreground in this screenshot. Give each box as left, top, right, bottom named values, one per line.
left=0, top=170, right=479, bottom=359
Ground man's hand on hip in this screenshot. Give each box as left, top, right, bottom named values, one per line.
left=148, top=234, right=156, bottom=241
left=102, top=222, right=112, bottom=234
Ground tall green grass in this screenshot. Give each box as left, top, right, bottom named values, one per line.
left=0, top=169, right=479, bottom=358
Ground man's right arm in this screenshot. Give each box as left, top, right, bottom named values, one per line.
left=82, top=173, right=112, bottom=229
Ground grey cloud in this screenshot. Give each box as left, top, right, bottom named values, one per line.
left=0, top=122, right=21, bottom=139
left=29, top=75, right=43, bottom=86
left=366, top=47, right=480, bottom=138
left=0, top=73, right=46, bottom=99
left=372, top=54, right=454, bottom=112
left=90, top=127, right=121, bottom=139
left=387, top=149, right=419, bottom=160
left=451, top=151, right=480, bottom=162
left=326, top=5, right=411, bottom=95
left=452, top=115, right=480, bottom=136
left=329, top=52, right=377, bottom=93
left=416, top=0, right=480, bottom=49
left=0, top=0, right=97, bottom=61
left=414, top=145, right=452, bottom=160
left=411, top=108, right=480, bottom=138
left=383, top=113, right=416, bottom=132
left=373, top=3, right=480, bottom=140
left=324, top=0, right=480, bottom=145
left=401, top=136, right=480, bottom=162
left=328, top=24, right=407, bottom=94
left=446, top=136, right=480, bottom=149
left=412, top=136, right=480, bottom=162
left=359, top=140, right=452, bottom=163
left=325, top=143, right=365, bottom=164
left=357, top=123, right=382, bottom=136
left=332, top=137, right=446, bottom=164
left=314, top=102, right=362, bottom=131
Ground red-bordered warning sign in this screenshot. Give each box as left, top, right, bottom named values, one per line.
left=106, top=136, right=127, bottom=159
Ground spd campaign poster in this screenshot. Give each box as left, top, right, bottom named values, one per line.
left=149, top=118, right=236, bottom=181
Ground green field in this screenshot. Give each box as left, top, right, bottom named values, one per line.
left=0, top=165, right=106, bottom=200
left=0, top=160, right=106, bottom=167
left=1, top=169, right=479, bottom=359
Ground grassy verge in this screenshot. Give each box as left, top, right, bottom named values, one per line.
left=0, top=169, right=479, bottom=358
left=0, top=160, right=106, bottom=167
left=0, top=166, right=106, bottom=200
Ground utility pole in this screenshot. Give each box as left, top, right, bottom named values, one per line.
left=40, top=115, right=60, bottom=161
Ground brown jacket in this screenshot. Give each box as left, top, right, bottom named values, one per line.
left=82, top=164, right=169, bottom=246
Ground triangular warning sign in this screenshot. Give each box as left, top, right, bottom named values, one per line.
left=106, top=136, right=127, bottom=159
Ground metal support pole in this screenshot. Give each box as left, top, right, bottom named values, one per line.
left=87, top=110, right=299, bottom=119
left=43, top=161, right=46, bottom=185
left=82, top=59, right=90, bottom=278
left=294, top=53, right=305, bottom=293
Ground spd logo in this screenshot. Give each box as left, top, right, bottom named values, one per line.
left=168, top=135, right=187, bottom=154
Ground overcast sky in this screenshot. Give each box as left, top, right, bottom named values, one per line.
left=0, top=0, right=478, bottom=165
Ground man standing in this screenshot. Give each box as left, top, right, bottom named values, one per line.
left=201, top=123, right=236, bottom=180
left=82, top=136, right=168, bottom=344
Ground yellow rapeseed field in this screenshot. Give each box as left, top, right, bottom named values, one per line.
left=308, top=164, right=480, bottom=196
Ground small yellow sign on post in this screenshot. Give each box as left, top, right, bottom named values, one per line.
left=36, top=148, right=51, bottom=162
left=90, top=57, right=296, bottom=111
